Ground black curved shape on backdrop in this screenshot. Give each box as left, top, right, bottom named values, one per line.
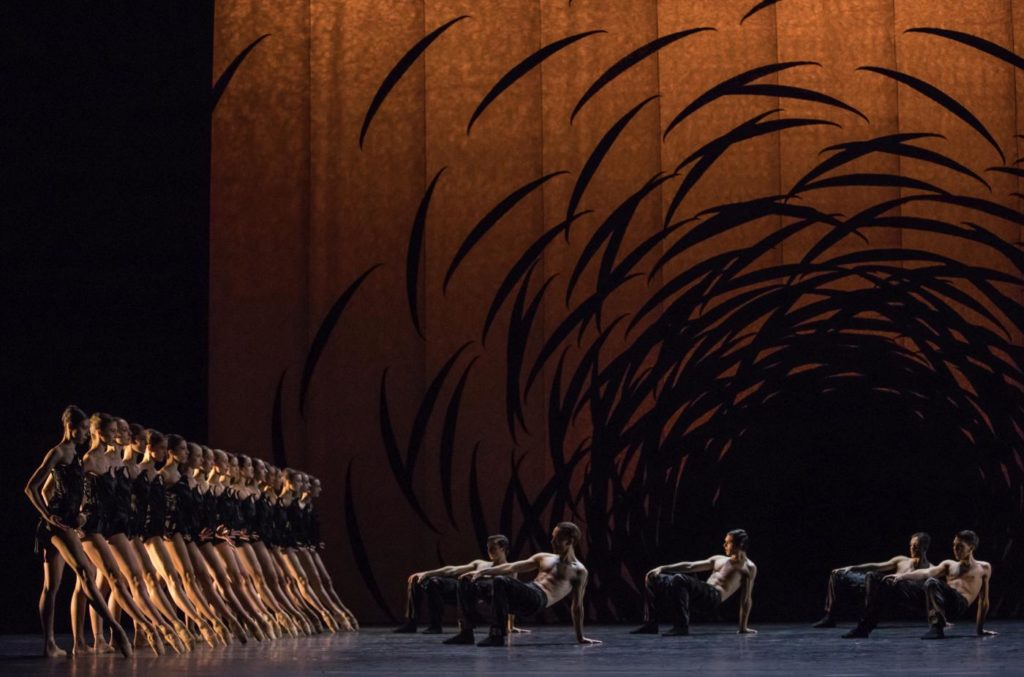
left=443, top=171, right=569, bottom=293
left=407, top=168, right=447, bottom=339
left=299, top=265, right=381, bottom=416
left=567, top=95, right=659, bottom=237
left=345, top=460, right=397, bottom=622
left=663, top=61, right=820, bottom=139
left=906, top=27, right=1024, bottom=71
left=741, top=0, right=784, bottom=24
left=211, top=33, right=270, bottom=112
left=359, top=15, right=469, bottom=149
left=319, top=21, right=1024, bottom=621
left=570, top=27, right=714, bottom=122
left=857, top=66, right=1005, bottom=164
left=468, top=29, right=606, bottom=134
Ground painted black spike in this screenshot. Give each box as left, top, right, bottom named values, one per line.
left=359, top=15, right=469, bottom=148
left=212, top=33, right=271, bottom=112
left=468, top=30, right=606, bottom=134
left=407, top=168, right=446, bottom=339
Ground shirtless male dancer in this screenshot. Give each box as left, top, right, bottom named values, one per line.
left=632, top=529, right=757, bottom=636
left=394, top=535, right=511, bottom=634
left=881, top=530, right=995, bottom=640
left=443, top=522, right=600, bottom=647
left=814, top=531, right=931, bottom=628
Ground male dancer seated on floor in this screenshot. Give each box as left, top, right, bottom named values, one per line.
left=878, top=530, right=995, bottom=640
left=632, top=529, right=757, bottom=636
left=394, top=534, right=511, bottom=634
left=443, top=522, right=600, bottom=646
left=814, top=532, right=932, bottom=628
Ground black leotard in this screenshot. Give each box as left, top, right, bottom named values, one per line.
left=34, top=452, right=83, bottom=552
left=106, top=466, right=134, bottom=538
left=254, top=495, right=274, bottom=546
left=81, top=470, right=116, bottom=536
left=133, top=471, right=166, bottom=540
left=163, top=475, right=194, bottom=541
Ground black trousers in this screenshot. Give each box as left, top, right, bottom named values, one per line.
left=460, top=576, right=545, bottom=634
left=924, top=577, right=969, bottom=626
left=408, top=577, right=459, bottom=627
left=860, top=572, right=927, bottom=628
left=644, top=573, right=722, bottom=628
left=823, top=570, right=867, bottom=616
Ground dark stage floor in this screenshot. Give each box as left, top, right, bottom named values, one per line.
left=0, top=622, right=1020, bottom=675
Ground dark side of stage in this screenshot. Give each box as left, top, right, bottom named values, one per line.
left=0, top=624, right=1020, bottom=675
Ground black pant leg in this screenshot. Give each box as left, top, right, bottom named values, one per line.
left=408, top=582, right=426, bottom=624
left=668, top=574, right=695, bottom=628
left=490, top=576, right=543, bottom=635
left=424, top=577, right=459, bottom=628
left=861, top=572, right=886, bottom=628
left=457, top=577, right=481, bottom=630
left=924, top=578, right=969, bottom=626
left=824, top=570, right=841, bottom=615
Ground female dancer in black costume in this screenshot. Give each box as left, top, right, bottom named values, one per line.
left=125, top=425, right=218, bottom=648
left=78, top=412, right=175, bottom=654
left=161, top=435, right=245, bottom=643
left=24, top=406, right=133, bottom=658
left=298, top=474, right=358, bottom=628
left=206, top=448, right=278, bottom=639
left=251, top=458, right=321, bottom=634
left=187, top=444, right=266, bottom=641
left=106, top=419, right=193, bottom=651
left=232, top=455, right=309, bottom=635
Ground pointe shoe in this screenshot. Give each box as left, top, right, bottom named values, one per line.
left=212, top=619, right=232, bottom=646
left=159, top=624, right=184, bottom=654
left=173, top=621, right=194, bottom=651
left=228, top=617, right=250, bottom=644
left=320, top=612, right=339, bottom=633
left=246, top=617, right=266, bottom=642
left=142, top=626, right=166, bottom=656
left=111, top=626, right=134, bottom=659
left=198, top=622, right=219, bottom=649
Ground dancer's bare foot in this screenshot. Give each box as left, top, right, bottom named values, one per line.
left=43, top=641, right=68, bottom=658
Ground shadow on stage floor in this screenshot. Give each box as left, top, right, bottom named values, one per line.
left=1, top=622, right=1019, bottom=675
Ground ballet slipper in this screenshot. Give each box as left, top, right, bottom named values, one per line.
left=111, top=625, right=134, bottom=658
left=141, top=625, right=166, bottom=655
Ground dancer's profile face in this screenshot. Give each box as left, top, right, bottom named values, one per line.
left=909, top=536, right=921, bottom=557
left=723, top=534, right=735, bottom=556
left=171, top=440, right=188, bottom=464
left=550, top=528, right=571, bottom=555
left=952, top=537, right=972, bottom=560
left=149, top=439, right=168, bottom=462
left=95, top=420, right=116, bottom=446
left=72, top=419, right=89, bottom=445
left=486, top=541, right=506, bottom=562
left=115, top=419, right=130, bottom=447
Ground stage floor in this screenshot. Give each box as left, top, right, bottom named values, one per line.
left=0, top=622, right=1020, bottom=675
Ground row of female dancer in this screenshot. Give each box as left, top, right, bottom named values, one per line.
left=25, top=405, right=358, bottom=658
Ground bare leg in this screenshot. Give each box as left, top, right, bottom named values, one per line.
left=252, top=542, right=312, bottom=634
left=310, top=549, right=358, bottom=628
left=145, top=537, right=219, bottom=647
left=105, top=533, right=183, bottom=653
left=296, top=548, right=351, bottom=630
left=241, top=543, right=303, bottom=634
left=71, top=578, right=88, bottom=653
left=214, top=542, right=277, bottom=637
left=273, top=550, right=325, bottom=632
left=48, top=531, right=132, bottom=658
left=187, top=540, right=251, bottom=642
left=201, top=542, right=266, bottom=640
left=133, top=538, right=192, bottom=650
left=82, top=535, right=165, bottom=655
left=39, top=544, right=67, bottom=657
left=280, top=548, right=337, bottom=631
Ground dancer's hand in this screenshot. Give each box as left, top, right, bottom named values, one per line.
left=978, top=629, right=998, bottom=637
left=408, top=572, right=424, bottom=584
left=510, top=626, right=531, bottom=634
left=883, top=573, right=901, bottom=584
left=832, top=566, right=851, bottom=575
left=646, top=567, right=663, bottom=578
left=577, top=637, right=601, bottom=645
